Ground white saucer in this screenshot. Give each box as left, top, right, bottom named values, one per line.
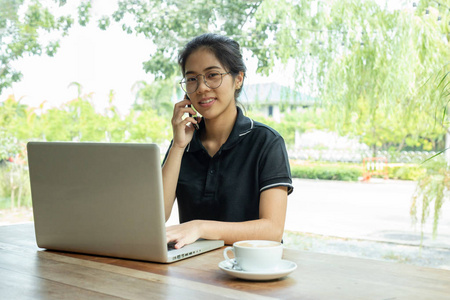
left=218, top=259, right=297, bottom=281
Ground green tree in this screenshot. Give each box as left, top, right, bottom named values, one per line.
left=107, top=0, right=264, bottom=79
left=411, top=59, right=450, bottom=241
left=4, top=1, right=449, bottom=140
left=126, top=109, right=170, bottom=144
left=274, top=0, right=449, bottom=154
left=0, top=95, right=31, bottom=157
left=132, top=77, right=177, bottom=116
left=0, top=95, right=31, bottom=209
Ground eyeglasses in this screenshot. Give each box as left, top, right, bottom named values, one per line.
left=180, top=71, right=231, bottom=94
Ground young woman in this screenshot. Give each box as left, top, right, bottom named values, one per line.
left=162, top=33, right=293, bottom=249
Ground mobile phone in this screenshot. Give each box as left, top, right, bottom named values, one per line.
left=185, top=94, right=199, bottom=130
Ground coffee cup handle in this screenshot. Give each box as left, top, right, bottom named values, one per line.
left=223, top=246, right=235, bottom=264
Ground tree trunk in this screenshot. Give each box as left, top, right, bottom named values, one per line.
left=397, top=137, right=406, bottom=152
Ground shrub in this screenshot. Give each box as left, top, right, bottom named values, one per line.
left=290, top=163, right=362, bottom=181
left=387, top=164, right=426, bottom=181
left=290, top=161, right=424, bottom=181
left=0, top=162, right=31, bottom=209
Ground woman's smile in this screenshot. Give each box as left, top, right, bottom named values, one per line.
left=198, top=97, right=217, bottom=108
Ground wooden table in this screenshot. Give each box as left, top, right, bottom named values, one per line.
left=1, top=223, right=449, bottom=300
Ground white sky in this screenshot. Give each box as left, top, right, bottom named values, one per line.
left=2, top=23, right=154, bottom=114
left=0, top=0, right=295, bottom=114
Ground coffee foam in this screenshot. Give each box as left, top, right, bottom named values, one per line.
left=236, top=241, right=280, bottom=248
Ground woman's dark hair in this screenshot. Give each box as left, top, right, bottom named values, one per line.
left=178, top=33, right=247, bottom=100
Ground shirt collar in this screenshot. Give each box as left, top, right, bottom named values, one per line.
left=186, top=106, right=254, bottom=153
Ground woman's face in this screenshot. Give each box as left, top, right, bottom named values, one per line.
left=184, top=48, right=243, bottom=122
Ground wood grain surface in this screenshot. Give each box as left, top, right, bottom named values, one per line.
left=1, top=223, right=449, bottom=300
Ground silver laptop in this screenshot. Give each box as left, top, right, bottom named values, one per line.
left=27, top=142, right=224, bottom=263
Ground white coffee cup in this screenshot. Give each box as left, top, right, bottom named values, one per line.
left=223, top=240, right=283, bottom=272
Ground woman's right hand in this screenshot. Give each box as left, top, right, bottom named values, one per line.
left=171, top=98, right=199, bottom=150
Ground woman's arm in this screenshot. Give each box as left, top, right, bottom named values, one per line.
left=162, top=99, right=199, bottom=221
left=166, top=186, right=288, bottom=248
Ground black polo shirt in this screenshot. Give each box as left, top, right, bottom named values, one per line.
left=163, top=107, right=293, bottom=223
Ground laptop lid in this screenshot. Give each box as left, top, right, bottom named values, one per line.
left=27, top=142, right=223, bottom=263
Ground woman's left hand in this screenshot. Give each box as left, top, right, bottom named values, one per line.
left=166, top=220, right=202, bottom=249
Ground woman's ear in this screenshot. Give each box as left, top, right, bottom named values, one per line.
left=235, top=71, right=244, bottom=89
